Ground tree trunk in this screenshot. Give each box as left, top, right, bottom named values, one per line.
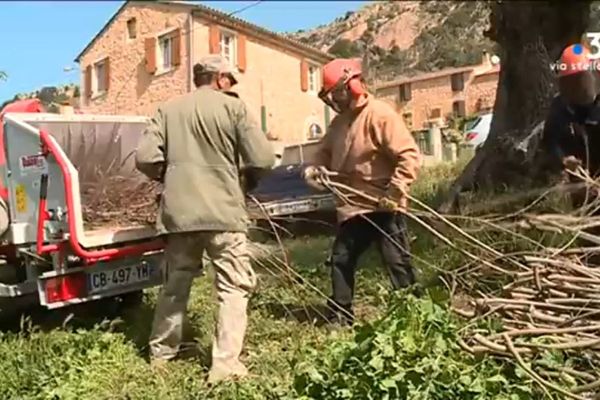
left=439, top=1, right=591, bottom=213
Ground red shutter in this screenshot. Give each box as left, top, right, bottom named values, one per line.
left=104, top=58, right=110, bottom=91
left=84, top=65, right=92, bottom=99
left=145, top=37, right=157, bottom=74
left=237, top=34, right=247, bottom=72
left=209, top=25, right=220, bottom=54
left=300, top=59, right=308, bottom=92
left=172, top=28, right=181, bottom=66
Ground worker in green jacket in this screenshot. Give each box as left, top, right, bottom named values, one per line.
left=135, top=54, right=275, bottom=383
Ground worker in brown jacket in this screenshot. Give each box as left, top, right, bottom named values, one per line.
left=303, top=58, right=422, bottom=325
left=136, top=55, right=275, bottom=382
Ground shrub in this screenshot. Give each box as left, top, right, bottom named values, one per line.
left=329, top=39, right=362, bottom=58
left=292, top=294, right=543, bottom=400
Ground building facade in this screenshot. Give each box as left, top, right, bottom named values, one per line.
left=76, top=1, right=334, bottom=145
left=375, top=54, right=500, bottom=131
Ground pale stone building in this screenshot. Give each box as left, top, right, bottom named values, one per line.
left=75, top=0, right=334, bottom=146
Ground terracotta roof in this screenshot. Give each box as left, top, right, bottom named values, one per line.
left=186, top=1, right=333, bottom=62
left=75, top=0, right=333, bottom=63
left=374, top=65, right=476, bottom=90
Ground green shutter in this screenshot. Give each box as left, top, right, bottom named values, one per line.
left=425, top=129, right=433, bottom=155
left=442, top=143, right=453, bottom=162
left=261, top=105, right=267, bottom=133
left=324, top=105, right=331, bottom=126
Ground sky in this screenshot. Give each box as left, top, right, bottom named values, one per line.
left=0, top=0, right=367, bottom=103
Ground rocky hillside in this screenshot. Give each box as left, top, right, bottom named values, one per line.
left=290, top=1, right=498, bottom=82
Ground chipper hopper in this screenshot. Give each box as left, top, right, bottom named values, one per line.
left=0, top=100, right=164, bottom=309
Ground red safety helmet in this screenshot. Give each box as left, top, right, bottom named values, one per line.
left=557, top=44, right=593, bottom=78
left=318, top=58, right=365, bottom=112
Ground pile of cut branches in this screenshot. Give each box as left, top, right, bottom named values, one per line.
left=456, top=253, right=600, bottom=399
left=81, top=176, right=161, bottom=229
left=315, top=168, right=600, bottom=399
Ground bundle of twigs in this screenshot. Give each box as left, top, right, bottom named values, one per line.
left=313, top=168, right=600, bottom=399
left=455, top=255, right=600, bottom=399
left=81, top=175, right=161, bottom=229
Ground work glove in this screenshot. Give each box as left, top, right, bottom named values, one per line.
left=378, top=184, right=406, bottom=211
left=378, top=196, right=398, bottom=211
left=302, top=165, right=328, bottom=192
left=563, top=156, right=582, bottom=172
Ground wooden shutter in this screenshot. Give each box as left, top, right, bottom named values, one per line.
left=145, top=37, right=157, bottom=74
left=402, top=112, right=413, bottom=129
left=172, top=28, right=181, bottom=66
left=399, top=83, right=411, bottom=102
left=451, top=73, right=464, bottom=91
left=300, top=59, right=309, bottom=92
left=237, top=34, right=247, bottom=72
left=261, top=105, right=267, bottom=133
left=209, top=24, right=220, bottom=54
left=84, top=65, right=92, bottom=99
left=104, top=58, right=110, bottom=91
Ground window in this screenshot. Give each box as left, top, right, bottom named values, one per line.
left=93, top=59, right=108, bottom=95
left=158, top=34, right=173, bottom=72
left=308, top=64, right=320, bottom=93
left=399, top=83, right=411, bottom=102
left=414, top=130, right=433, bottom=156
left=127, top=18, right=137, bottom=40
left=402, top=112, right=413, bottom=130
left=430, top=107, right=442, bottom=119
left=453, top=100, right=466, bottom=117
left=451, top=73, right=465, bottom=91
left=308, top=122, right=323, bottom=140
left=220, top=31, right=237, bottom=67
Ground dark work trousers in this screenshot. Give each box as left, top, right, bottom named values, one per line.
left=329, top=211, right=415, bottom=311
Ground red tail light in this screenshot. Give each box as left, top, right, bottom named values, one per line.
left=465, top=132, right=478, bottom=141
left=45, top=273, right=87, bottom=303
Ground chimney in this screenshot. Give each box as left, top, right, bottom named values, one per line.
left=481, top=51, right=491, bottom=67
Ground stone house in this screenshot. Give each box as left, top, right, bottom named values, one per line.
left=375, top=53, right=500, bottom=131
left=75, top=0, right=334, bottom=146
left=374, top=54, right=499, bottom=163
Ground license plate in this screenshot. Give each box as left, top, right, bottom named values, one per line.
left=87, top=263, right=156, bottom=294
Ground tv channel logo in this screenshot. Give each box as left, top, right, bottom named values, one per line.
left=550, top=34, right=600, bottom=73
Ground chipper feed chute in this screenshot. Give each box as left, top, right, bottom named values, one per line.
left=0, top=105, right=164, bottom=309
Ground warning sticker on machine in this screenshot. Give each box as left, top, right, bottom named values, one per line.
left=19, top=155, right=47, bottom=175
left=15, top=184, right=27, bottom=214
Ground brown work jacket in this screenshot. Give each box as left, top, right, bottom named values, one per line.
left=314, top=94, right=422, bottom=222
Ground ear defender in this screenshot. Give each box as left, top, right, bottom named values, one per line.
left=347, top=77, right=365, bottom=98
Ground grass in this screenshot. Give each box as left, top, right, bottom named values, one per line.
left=0, top=159, right=568, bottom=399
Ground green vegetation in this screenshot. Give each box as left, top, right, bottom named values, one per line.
left=0, top=162, right=576, bottom=399
left=294, top=294, right=539, bottom=400
left=329, top=39, right=362, bottom=59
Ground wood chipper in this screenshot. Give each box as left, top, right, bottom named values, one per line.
left=0, top=99, right=164, bottom=309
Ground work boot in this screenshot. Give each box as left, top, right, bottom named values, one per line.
left=408, top=283, right=424, bottom=298
left=207, top=360, right=249, bottom=384
left=324, top=298, right=354, bottom=326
